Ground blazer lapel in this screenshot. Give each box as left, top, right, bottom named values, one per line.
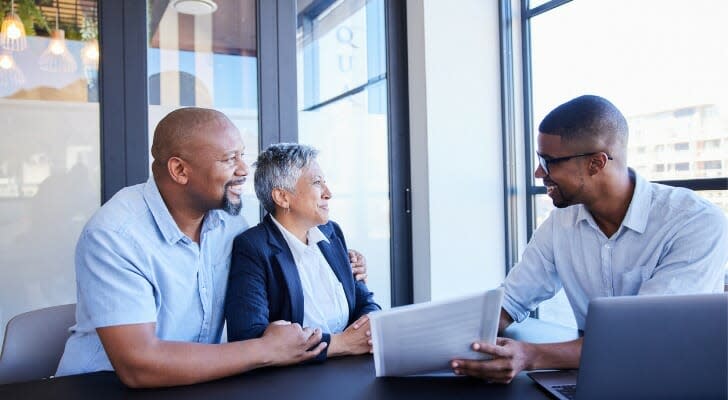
left=264, top=215, right=305, bottom=324
left=318, top=227, right=355, bottom=313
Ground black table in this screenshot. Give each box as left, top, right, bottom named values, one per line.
left=0, top=318, right=579, bottom=399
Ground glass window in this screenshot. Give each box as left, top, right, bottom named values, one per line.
left=296, top=0, right=391, bottom=308
left=674, top=162, right=690, bottom=172
left=700, top=160, right=722, bottom=170
left=146, top=0, right=260, bottom=225
left=527, top=0, right=728, bottom=328
left=530, top=0, right=727, bottom=184
left=0, top=0, right=100, bottom=346
left=674, top=142, right=689, bottom=151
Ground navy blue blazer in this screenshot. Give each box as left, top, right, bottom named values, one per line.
left=224, top=214, right=380, bottom=361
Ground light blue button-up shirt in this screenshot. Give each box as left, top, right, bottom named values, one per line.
left=56, top=177, right=248, bottom=376
left=502, top=171, right=728, bottom=330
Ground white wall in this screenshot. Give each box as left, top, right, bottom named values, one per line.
left=407, top=0, right=506, bottom=302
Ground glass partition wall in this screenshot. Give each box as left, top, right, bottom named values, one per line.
left=0, top=1, right=407, bottom=347
left=0, top=0, right=100, bottom=347
left=296, top=0, right=392, bottom=308
left=147, top=0, right=260, bottom=225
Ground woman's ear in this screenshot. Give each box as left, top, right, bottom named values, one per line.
left=271, top=188, right=290, bottom=210
left=168, top=157, right=189, bottom=184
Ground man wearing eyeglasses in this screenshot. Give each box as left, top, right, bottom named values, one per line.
left=451, top=95, right=728, bottom=383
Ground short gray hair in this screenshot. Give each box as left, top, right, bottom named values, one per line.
left=254, top=143, right=319, bottom=214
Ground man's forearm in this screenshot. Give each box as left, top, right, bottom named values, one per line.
left=111, top=338, right=271, bottom=388
left=524, top=338, right=583, bottom=370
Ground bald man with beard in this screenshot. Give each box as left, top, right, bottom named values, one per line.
left=56, top=108, right=328, bottom=387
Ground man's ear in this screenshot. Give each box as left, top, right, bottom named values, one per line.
left=587, top=153, right=609, bottom=176
left=168, top=157, right=189, bottom=184
left=271, top=188, right=290, bottom=210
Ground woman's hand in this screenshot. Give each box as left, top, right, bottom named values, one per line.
left=348, top=249, right=368, bottom=282
left=328, top=315, right=372, bottom=357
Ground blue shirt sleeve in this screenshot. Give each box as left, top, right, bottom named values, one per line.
left=501, top=213, right=562, bottom=324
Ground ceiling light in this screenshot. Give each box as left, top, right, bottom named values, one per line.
left=0, top=51, right=25, bottom=96
left=39, top=1, right=76, bottom=72
left=1, top=0, right=27, bottom=51
left=172, top=0, right=218, bottom=15
left=39, top=28, right=77, bottom=72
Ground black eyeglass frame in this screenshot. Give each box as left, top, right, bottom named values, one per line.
left=537, top=152, right=613, bottom=175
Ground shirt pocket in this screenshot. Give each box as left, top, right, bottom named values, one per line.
left=618, top=265, right=652, bottom=295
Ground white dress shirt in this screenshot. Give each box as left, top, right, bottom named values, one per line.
left=502, top=170, right=728, bottom=330
left=271, top=216, right=350, bottom=333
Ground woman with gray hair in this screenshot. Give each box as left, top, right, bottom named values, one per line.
left=225, top=143, right=380, bottom=362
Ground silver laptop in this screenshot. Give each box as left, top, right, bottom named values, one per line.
left=529, top=293, right=728, bottom=400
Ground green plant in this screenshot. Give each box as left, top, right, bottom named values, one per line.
left=79, top=15, right=96, bottom=40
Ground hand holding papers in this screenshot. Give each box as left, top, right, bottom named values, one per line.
left=369, top=288, right=504, bottom=377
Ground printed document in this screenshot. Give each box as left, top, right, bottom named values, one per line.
left=369, top=287, right=504, bottom=377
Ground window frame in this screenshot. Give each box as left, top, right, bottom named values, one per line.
left=509, top=0, right=728, bottom=318
left=101, top=0, right=412, bottom=307
left=519, top=0, right=728, bottom=240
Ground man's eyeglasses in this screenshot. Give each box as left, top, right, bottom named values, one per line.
left=537, top=152, right=613, bottom=175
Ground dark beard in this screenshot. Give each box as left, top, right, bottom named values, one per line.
left=222, top=190, right=242, bottom=216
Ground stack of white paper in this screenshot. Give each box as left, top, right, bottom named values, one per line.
left=369, top=287, right=504, bottom=377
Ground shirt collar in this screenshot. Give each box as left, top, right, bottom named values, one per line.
left=619, top=169, right=650, bottom=234
left=270, top=215, right=329, bottom=254
left=143, top=176, right=224, bottom=245
left=575, top=168, right=649, bottom=234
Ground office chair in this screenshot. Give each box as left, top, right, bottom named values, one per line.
left=0, top=303, right=76, bottom=384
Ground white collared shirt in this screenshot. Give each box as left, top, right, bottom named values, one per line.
left=502, top=170, right=728, bottom=330
left=271, top=216, right=350, bottom=333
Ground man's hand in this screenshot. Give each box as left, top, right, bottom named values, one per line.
left=451, top=337, right=582, bottom=384
left=259, top=321, right=326, bottom=366
left=348, top=249, right=367, bottom=282
left=329, top=315, right=372, bottom=357
left=450, top=338, right=533, bottom=384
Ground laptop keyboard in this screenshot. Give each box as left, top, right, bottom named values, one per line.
left=553, top=384, right=577, bottom=400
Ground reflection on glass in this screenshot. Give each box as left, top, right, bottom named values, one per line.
left=0, top=0, right=100, bottom=347
left=297, top=0, right=391, bottom=308
left=1, top=0, right=28, bottom=51
left=147, top=0, right=260, bottom=225
left=297, top=0, right=385, bottom=109
left=527, top=0, right=556, bottom=10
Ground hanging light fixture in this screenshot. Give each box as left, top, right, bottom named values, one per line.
left=80, top=38, right=98, bottom=68
left=0, top=0, right=27, bottom=51
left=172, top=0, right=218, bottom=15
left=0, top=51, right=25, bottom=95
left=80, top=7, right=98, bottom=70
left=39, top=0, right=77, bottom=73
